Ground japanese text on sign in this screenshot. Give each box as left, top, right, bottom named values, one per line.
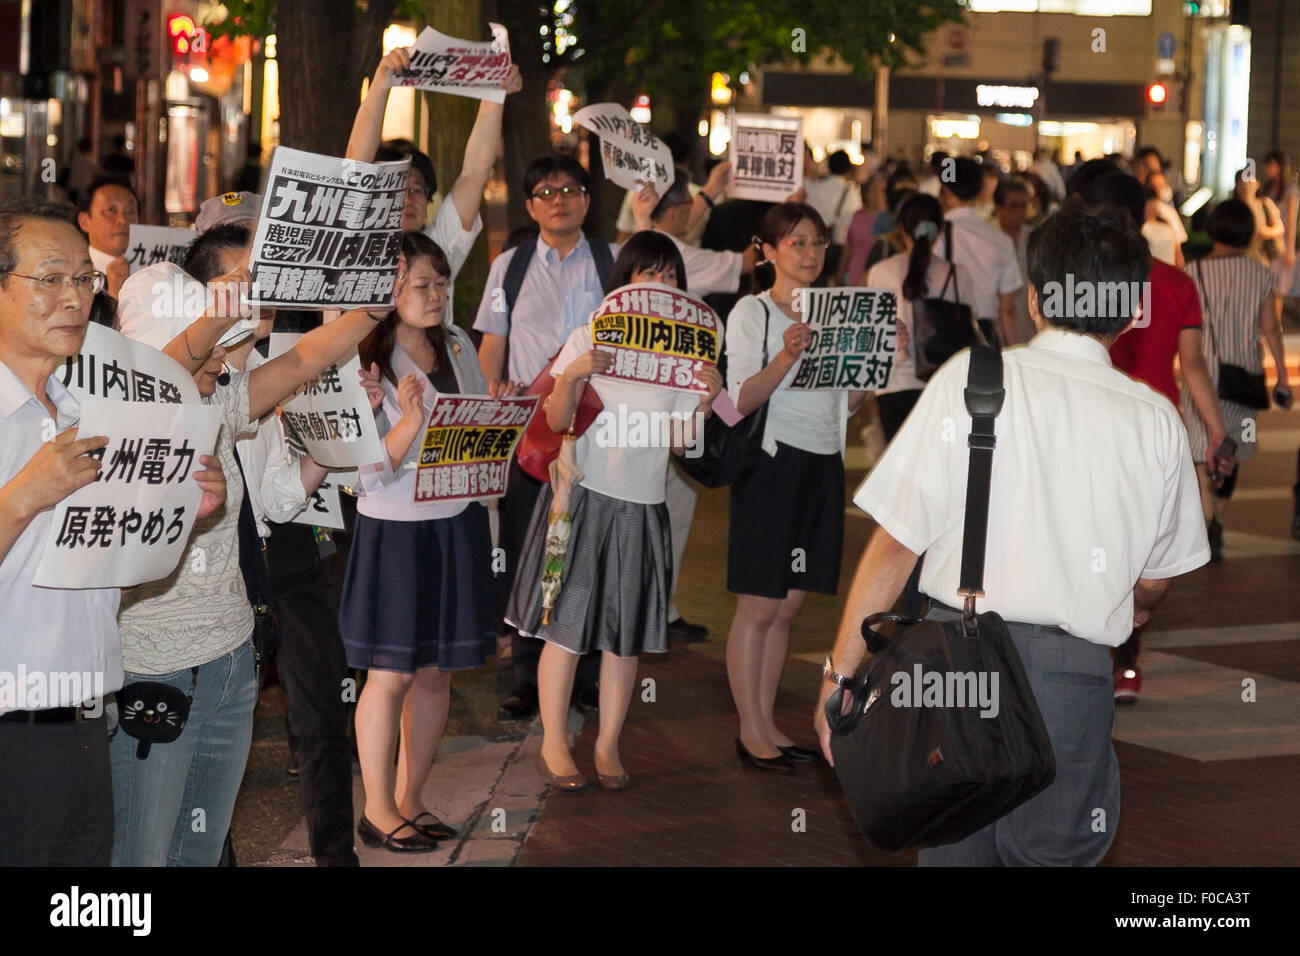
left=33, top=398, right=223, bottom=590
left=573, top=103, right=674, bottom=198
left=789, top=287, right=898, bottom=391
left=728, top=114, right=804, bottom=203
left=588, top=283, right=721, bottom=394
left=125, top=225, right=195, bottom=275
left=248, top=147, right=409, bottom=310
left=393, top=23, right=512, bottom=104
left=412, top=395, right=538, bottom=504
left=61, top=322, right=200, bottom=405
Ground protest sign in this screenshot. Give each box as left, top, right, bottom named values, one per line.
left=291, top=476, right=345, bottom=531
left=728, top=114, right=803, bottom=203
left=573, top=103, right=674, bottom=198
left=392, top=22, right=511, bottom=103
left=412, top=395, right=538, bottom=504
left=788, top=287, right=898, bottom=391
left=248, top=147, right=409, bottom=310
left=33, top=397, right=223, bottom=589
left=589, top=282, right=721, bottom=394
left=125, top=225, right=195, bottom=275
left=269, top=334, right=386, bottom=469
left=60, top=322, right=200, bottom=405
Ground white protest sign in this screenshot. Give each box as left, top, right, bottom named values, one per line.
left=573, top=103, right=674, bottom=198
left=268, top=334, right=386, bottom=469
left=248, top=147, right=409, bottom=310
left=59, top=322, right=201, bottom=405
left=33, top=397, right=223, bottom=589
left=393, top=22, right=511, bottom=103
left=728, top=114, right=803, bottom=203
left=125, top=225, right=195, bottom=275
left=789, top=287, right=898, bottom=391
left=291, top=476, right=344, bottom=531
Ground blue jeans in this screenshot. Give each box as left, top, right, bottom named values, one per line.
left=917, top=609, right=1120, bottom=867
left=110, top=639, right=257, bottom=867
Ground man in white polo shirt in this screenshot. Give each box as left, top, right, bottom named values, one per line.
left=816, top=207, right=1209, bottom=866
left=934, top=157, right=1024, bottom=348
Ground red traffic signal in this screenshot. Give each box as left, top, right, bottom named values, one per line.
left=1147, top=82, right=1168, bottom=105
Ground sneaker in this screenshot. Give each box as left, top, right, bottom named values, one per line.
left=1114, top=667, right=1142, bottom=705
left=1207, top=517, right=1224, bottom=563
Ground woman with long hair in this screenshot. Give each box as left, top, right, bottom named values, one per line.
left=723, top=203, right=868, bottom=772
left=341, top=231, right=503, bottom=852
left=866, top=193, right=977, bottom=441
left=506, top=231, right=721, bottom=791
left=1233, top=166, right=1286, bottom=268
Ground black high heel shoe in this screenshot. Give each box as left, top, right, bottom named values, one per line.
left=357, top=815, right=440, bottom=852
left=735, top=738, right=793, bottom=773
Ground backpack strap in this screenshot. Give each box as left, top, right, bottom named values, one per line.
left=589, top=238, right=615, bottom=288
left=957, top=345, right=1004, bottom=621
left=501, top=238, right=538, bottom=326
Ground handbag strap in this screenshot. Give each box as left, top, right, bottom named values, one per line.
left=957, top=345, right=1004, bottom=622
left=759, top=298, right=771, bottom=366
left=1193, top=258, right=1220, bottom=359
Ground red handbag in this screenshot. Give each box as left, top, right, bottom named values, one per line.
left=514, top=345, right=603, bottom=483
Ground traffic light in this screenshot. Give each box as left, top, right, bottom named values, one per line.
left=1147, top=82, right=1169, bottom=111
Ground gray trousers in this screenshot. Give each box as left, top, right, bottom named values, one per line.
left=918, top=606, right=1120, bottom=867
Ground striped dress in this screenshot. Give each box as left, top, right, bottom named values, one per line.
left=1180, top=255, right=1277, bottom=464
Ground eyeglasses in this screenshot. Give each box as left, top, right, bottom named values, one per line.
left=530, top=185, right=587, bottom=202
left=5, top=271, right=108, bottom=296
left=406, top=185, right=429, bottom=200
left=779, top=238, right=829, bottom=251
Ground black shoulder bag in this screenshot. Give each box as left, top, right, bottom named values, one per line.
left=913, top=222, right=981, bottom=381
left=678, top=299, right=771, bottom=488
left=1194, top=259, right=1269, bottom=410
left=825, top=346, right=1056, bottom=852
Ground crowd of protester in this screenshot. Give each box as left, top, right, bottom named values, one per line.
left=2, top=43, right=1297, bottom=867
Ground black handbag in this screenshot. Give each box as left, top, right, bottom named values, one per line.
left=825, top=346, right=1056, bottom=852
left=678, top=300, right=772, bottom=488
left=1195, top=259, right=1269, bottom=410
left=913, top=223, right=982, bottom=382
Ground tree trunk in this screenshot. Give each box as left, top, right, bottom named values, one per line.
left=275, top=0, right=399, bottom=156
left=494, top=0, right=554, bottom=233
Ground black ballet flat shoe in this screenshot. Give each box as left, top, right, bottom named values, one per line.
left=778, top=744, right=818, bottom=763
left=357, top=815, right=439, bottom=852
left=735, top=738, right=793, bottom=773
left=405, top=812, right=458, bottom=841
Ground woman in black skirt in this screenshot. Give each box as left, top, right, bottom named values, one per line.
left=341, top=232, right=508, bottom=851
left=724, top=204, right=869, bottom=772
left=507, top=232, right=723, bottom=791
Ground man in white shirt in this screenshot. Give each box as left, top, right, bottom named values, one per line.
left=816, top=208, right=1209, bottom=866
left=934, top=157, right=1024, bottom=347
left=77, top=175, right=139, bottom=299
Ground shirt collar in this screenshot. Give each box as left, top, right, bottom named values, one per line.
left=0, top=357, right=80, bottom=422
left=945, top=205, right=980, bottom=222
left=538, top=230, right=589, bottom=265
left=1027, top=327, right=1115, bottom=367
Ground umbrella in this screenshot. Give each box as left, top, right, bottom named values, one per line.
left=541, top=429, right=584, bottom=626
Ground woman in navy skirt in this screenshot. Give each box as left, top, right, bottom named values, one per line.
left=507, top=232, right=723, bottom=791
left=724, top=203, right=869, bottom=772
left=341, top=231, right=506, bottom=851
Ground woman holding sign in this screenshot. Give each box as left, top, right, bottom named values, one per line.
left=723, top=203, right=868, bottom=773
left=341, top=231, right=507, bottom=852
left=506, top=232, right=723, bottom=791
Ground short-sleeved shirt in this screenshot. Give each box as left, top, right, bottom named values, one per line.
left=0, top=361, right=122, bottom=711
left=117, top=371, right=258, bottom=674
left=661, top=229, right=741, bottom=296
left=854, top=329, right=1209, bottom=647
left=725, top=292, right=847, bottom=456
left=933, top=206, right=1023, bottom=322
left=1109, top=258, right=1202, bottom=409
left=422, top=194, right=483, bottom=329
left=553, top=325, right=700, bottom=505
left=473, top=233, right=620, bottom=385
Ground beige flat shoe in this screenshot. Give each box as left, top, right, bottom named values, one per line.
left=535, top=753, right=588, bottom=792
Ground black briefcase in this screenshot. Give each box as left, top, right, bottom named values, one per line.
left=825, top=346, right=1056, bottom=852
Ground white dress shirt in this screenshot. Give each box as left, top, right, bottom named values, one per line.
left=234, top=348, right=309, bottom=538
left=0, top=361, right=122, bottom=711
left=933, top=206, right=1023, bottom=322
left=422, top=194, right=483, bottom=328
left=659, top=229, right=742, bottom=297
left=854, top=329, right=1209, bottom=646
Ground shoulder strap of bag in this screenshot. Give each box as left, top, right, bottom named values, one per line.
left=589, top=238, right=615, bottom=288
left=957, top=345, right=1004, bottom=618
left=1192, top=258, right=1219, bottom=356
left=759, top=298, right=771, bottom=365
left=502, top=238, right=538, bottom=324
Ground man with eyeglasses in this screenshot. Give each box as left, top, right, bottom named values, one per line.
left=0, top=199, right=227, bottom=865
left=474, top=154, right=622, bottom=720
left=77, top=175, right=140, bottom=300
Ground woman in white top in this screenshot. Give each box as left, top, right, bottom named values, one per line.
left=866, top=192, right=977, bottom=441
left=506, top=232, right=723, bottom=791
left=723, top=203, right=868, bottom=772
left=341, top=231, right=505, bottom=852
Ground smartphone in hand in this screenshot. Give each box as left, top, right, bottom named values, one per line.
left=1208, top=436, right=1238, bottom=486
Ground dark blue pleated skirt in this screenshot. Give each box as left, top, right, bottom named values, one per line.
left=339, top=505, right=495, bottom=673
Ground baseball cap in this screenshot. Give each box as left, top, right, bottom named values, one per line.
left=196, top=191, right=261, bottom=234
